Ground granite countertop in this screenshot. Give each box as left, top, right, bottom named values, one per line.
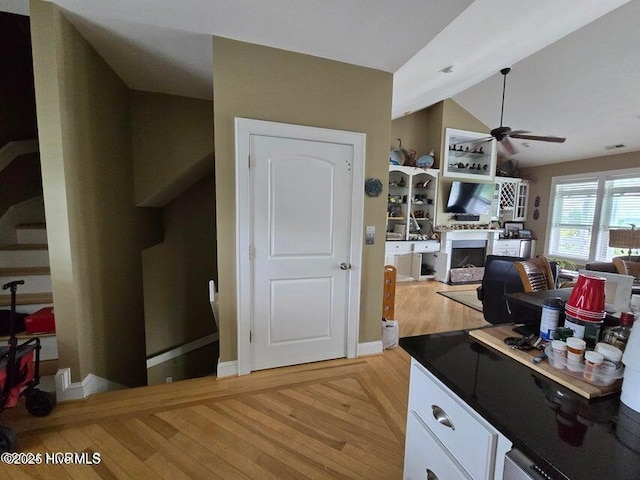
left=400, top=329, right=640, bottom=480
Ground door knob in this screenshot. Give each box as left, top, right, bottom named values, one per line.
left=340, top=262, right=352, bottom=270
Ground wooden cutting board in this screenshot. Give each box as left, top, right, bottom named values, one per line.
left=469, top=325, right=621, bottom=399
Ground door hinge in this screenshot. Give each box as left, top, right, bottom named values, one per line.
left=249, top=245, right=255, bottom=260
left=250, top=331, right=252, bottom=342
left=248, top=154, right=251, bottom=169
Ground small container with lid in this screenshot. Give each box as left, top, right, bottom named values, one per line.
left=566, top=337, right=586, bottom=372
left=550, top=340, right=567, bottom=369
left=583, top=351, right=604, bottom=381
left=595, top=342, right=624, bottom=368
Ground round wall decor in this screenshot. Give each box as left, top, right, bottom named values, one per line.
left=365, top=178, right=383, bottom=197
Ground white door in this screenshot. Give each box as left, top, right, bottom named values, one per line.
left=236, top=119, right=365, bottom=374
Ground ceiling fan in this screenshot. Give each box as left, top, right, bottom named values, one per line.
left=475, top=67, right=567, bottom=156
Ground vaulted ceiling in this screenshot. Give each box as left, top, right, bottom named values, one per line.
left=2, top=0, right=637, bottom=167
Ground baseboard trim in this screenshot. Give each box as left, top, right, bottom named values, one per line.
left=217, top=343, right=383, bottom=378
left=216, top=360, right=238, bottom=378
left=146, top=332, right=219, bottom=369
left=357, top=341, right=383, bottom=356
left=55, top=368, right=126, bottom=402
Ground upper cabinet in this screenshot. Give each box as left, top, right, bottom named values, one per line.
left=387, top=166, right=439, bottom=241
left=491, top=176, right=529, bottom=222
left=442, top=128, right=497, bottom=180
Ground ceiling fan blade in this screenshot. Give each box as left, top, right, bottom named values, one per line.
left=500, top=137, right=517, bottom=156
left=509, top=133, right=566, bottom=143
left=507, top=130, right=529, bottom=136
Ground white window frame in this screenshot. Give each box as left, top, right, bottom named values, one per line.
left=546, top=166, right=640, bottom=263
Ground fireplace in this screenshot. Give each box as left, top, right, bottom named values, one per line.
left=451, top=240, right=487, bottom=268
left=449, top=240, right=487, bottom=284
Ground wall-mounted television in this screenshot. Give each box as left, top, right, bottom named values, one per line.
left=445, top=181, right=494, bottom=215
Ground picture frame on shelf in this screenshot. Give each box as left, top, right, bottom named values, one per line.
left=504, top=221, right=524, bottom=237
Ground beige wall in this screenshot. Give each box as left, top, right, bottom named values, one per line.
left=437, top=100, right=491, bottom=225
left=212, top=37, right=393, bottom=362
left=142, top=173, right=217, bottom=382
left=391, top=107, right=437, bottom=158
left=130, top=91, right=214, bottom=207
left=31, top=0, right=152, bottom=386
left=523, top=151, right=640, bottom=258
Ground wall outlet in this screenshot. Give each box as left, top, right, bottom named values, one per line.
left=166, top=376, right=173, bottom=383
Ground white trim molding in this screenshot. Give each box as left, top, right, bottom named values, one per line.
left=216, top=360, right=238, bottom=378
left=146, top=332, right=219, bottom=369
left=357, top=341, right=383, bottom=357
left=55, top=368, right=126, bottom=402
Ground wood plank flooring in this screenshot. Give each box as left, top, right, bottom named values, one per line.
left=1, top=280, right=486, bottom=479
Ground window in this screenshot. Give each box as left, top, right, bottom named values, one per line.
left=547, top=168, right=640, bottom=262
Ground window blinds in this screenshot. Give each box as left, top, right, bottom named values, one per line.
left=548, top=171, right=640, bottom=262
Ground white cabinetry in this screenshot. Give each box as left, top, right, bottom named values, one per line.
left=388, top=166, right=439, bottom=241
left=385, top=241, right=439, bottom=282
left=404, top=359, right=511, bottom=480
left=443, top=129, right=497, bottom=180
left=491, top=177, right=529, bottom=222
left=492, top=239, right=522, bottom=257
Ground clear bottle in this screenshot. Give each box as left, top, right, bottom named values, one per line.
left=602, top=312, right=635, bottom=352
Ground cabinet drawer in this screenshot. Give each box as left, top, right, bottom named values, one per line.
left=386, top=241, right=413, bottom=253
left=409, top=361, right=497, bottom=480
left=413, top=241, right=440, bottom=253
left=404, top=411, right=471, bottom=480
left=495, top=240, right=521, bottom=250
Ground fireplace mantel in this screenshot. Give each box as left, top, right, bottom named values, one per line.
left=434, top=229, right=501, bottom=283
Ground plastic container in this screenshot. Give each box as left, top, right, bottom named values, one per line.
left=583, top=351, right=604, bottom=381
left=550, top=340, right=567, bottom=369
left=540, top=297, right=564, bottom=340
left=594, top=342, right=623, bottom=368
left=566, top=337, right=586, bottom=372
left=544, top=345, right=624, bottom=386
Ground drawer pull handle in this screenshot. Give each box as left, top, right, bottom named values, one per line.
left=426, top=468, right=439, bottom=480
left=431, top=405, right=455, bottom=430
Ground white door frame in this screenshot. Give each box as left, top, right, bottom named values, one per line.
left=235, top=118, right=366, bottom=375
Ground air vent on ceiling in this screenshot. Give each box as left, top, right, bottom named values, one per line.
left=604, top=144, right=626, bottom=150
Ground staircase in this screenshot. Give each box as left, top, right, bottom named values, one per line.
left=0, top=223, right=58, bottom=388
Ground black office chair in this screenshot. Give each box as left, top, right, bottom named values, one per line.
left=477, top=255, right=561, bottom=325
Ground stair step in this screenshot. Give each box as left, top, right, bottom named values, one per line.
left=0, top=267, right=50, bottom=277
left=0, top=244, right=49, bottom=268
left=0, top=292, right=53, bottom=307
left=0, top=273, right=51, bottom=294
left=16, top=223, right=47, bottom=244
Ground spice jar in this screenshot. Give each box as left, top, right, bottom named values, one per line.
left=583, top=351, right=604, bottom=382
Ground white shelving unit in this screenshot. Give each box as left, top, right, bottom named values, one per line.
left=387, top=165, right=438, bottom=241
left=443, top=128, right=497, bottom=180
left=386, top=165, right=440, bottom=281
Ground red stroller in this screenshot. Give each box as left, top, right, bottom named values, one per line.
left=0, top=280, right=56, bottom=453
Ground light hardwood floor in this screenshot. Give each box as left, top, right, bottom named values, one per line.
left=2, top=281, right=485, bottom=479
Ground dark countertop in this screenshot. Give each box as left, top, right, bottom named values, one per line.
left=400, top=329, right=640, bottom=480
